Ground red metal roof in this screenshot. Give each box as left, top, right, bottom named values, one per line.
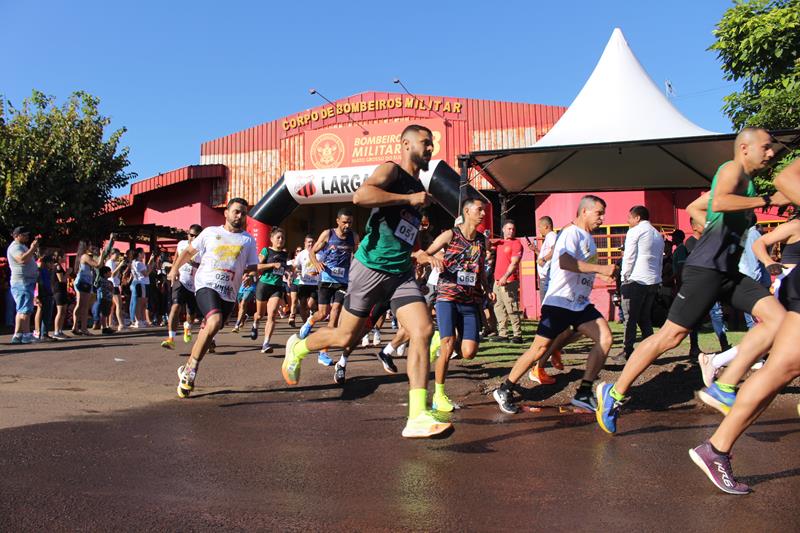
left=129, top=164, right=226, bottom=195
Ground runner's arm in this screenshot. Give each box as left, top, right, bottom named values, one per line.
left=167, top=244, right=198, bottom=282
left=559, top=252, right=616, bottom=277
left=424, top=229, right=454, bottom=256
left=774, top=159, right=800, bottom=205
left=309, top=230, right=329, bottom=272
left=686, top=192, right=710, bottom=227
left=353, top=162, right=431, bottom=208
left=712, top=162, right=782, bottom=212
left=752, top=219, right=799, bottom=271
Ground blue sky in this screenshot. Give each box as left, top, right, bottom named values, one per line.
left=3, top=1, right=739, bottom=191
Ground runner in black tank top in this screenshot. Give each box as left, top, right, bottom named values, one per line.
left=281, top=124, right=454, bottom=439
left=689, top=156, right=800, bottom=495
left=596, top=128, right=789, bottom=443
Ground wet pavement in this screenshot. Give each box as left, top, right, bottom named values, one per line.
left=1, top=324, right=800, bottom=531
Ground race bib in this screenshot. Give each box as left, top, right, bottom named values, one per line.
left=457, top=271, right=477, bottom=287
left=394, top=219, right=419, bottom=245
left=330, top=266, right=345, bottom=278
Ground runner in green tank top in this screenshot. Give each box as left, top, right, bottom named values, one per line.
left=595, top=127, right=789, bottom=443
left=281, top=124, right=455, bottom=439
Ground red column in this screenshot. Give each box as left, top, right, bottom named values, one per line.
left=247, top=217, right=271, bottom=253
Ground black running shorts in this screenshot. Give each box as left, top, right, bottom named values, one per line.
left=297, top=284, right=318, bottom=301
left=668, top=265, right=770, bottom=329
left=318, top=282, right=347, bottom=306
left=256, top=282, right=285, bottom=302
left=195, top=288, right=234, bottom=320
left=536, top=304, right=603, bottom=339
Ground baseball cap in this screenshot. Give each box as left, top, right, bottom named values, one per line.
left=12, top=226, right=31, bottom=237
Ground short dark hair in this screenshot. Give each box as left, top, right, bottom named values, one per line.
left=337, top=207, right=353, bottom=218
left=304, top=234, right=314, bottom=241
left=502, top=219, right=515, bottom=227
left=630, top=205, right=649, bottom=221
left=401, top=124, right=433, bottom=140
left=270, top=227, right=285, bottom=237
left=189, top=224, right=203, bottom=234
left=538, top=216, right=553, bottom=228
left=99, top=266, right=111, bottom=276
left=672, top=229, right=685, bottom=243
left=461, top=196, right=485, bottom=212
left=227, top=197, right=248, bottom=209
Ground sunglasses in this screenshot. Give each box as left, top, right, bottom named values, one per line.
left=188, top=234, right=199, bottom=237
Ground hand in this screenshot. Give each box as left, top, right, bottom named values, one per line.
left=769, top=192, right=791, bottom=207
left=167, top=270, right=177, bottom=283
left=242, top=275, right=254, bottom=287
left=418, top=251, right=443, bottom=271
left=766, top=262, right=785, bottom=276
left=30, top=239, right=40, bottom=251
left=598, top=274, right=615, bottom=284
left=496, top=275, right=508, bottom=287
left=601, top=263, right=618, bottom=278
left=309, top=255, right=324, bottom=274
left=488, top=292, right=497, bottom=303
left=408, top=191, right=432, bottom=208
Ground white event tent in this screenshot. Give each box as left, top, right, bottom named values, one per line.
left=466, top=28, right=799, bottom=194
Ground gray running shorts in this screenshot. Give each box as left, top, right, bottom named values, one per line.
left=344, top=258, right=425, bottom=317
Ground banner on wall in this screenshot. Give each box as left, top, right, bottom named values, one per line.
left=304, top=119, right=447, bottom=170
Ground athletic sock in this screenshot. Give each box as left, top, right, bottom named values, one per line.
left=435, top=383, right=446, bottom=396
left=577, top=379, right=593, bottom=393
left=338, top=354, right=348, bottom=367
left=383, top=343, right=396, bottom=356
left=716, top=381, right=736, bottom=393
left=610, top=385, right=626, bottom=401
left=397, top=343, right=407, bottom=357
left=168, top=330, right=176, bottom=339
left=710, top=346, right=738, bottom=369
left=501, top=378, right=515, bottom=392
left=292, top=339, right=310, bottom=359
left=409, top=388, right=427, bottom=419
left=709, top=442, right=728, bottom=456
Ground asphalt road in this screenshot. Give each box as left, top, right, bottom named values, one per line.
left=2, top=323, right=799, bottom=531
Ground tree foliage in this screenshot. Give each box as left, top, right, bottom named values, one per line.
left=710, top=0, right=800, bottom=193
left=0, top=90, right=135, bottom=243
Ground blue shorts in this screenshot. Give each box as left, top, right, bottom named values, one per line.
left=237, top=285, right=256, bottom=303
left=536, top=304, right=602, bottom=340
left=435, top=300, right=480, bottom=342
left=11, top=282, right=36, bottom=315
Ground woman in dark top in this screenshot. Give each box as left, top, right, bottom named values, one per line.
left=252, top=227, right=288, bottom=354
left=52, top=251, right=70, bottom=339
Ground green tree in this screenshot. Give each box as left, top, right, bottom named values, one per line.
left=0, top=90, right=135, bottom=243
left=710, top=0, right=800, bottom=193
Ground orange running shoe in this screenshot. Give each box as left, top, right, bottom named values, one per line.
left=551, top=349, right=564, bottom=370
left=528, top=366, right=556, bottom=385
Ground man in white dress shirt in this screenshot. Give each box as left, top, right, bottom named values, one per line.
left=614, top=205, right=664, bottom=362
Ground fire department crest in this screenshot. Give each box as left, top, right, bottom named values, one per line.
left=310, top=133, right=345, bottom=169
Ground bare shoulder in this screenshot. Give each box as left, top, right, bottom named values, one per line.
left=363, top=162, right=399, bottom=188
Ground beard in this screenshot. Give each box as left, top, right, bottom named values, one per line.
left=412, top=152, right=429, bottom=172
left=229, top=217, right=244, bottom=229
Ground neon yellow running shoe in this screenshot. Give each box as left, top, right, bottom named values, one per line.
left=183, top=322, right=192, bottom=343
left=282, top=334, right=303, bottom=385
left=161, top=338, right=175, bottom=350
left=402, top=409, right=452, bottom=438
left=429, top=330, right=441, bottom=363
left=432, top=392, right=455, bottom=412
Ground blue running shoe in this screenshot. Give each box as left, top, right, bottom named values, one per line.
left=596, top=381, right=626, bottom=434
left=698, top=383, right=736, bottom=415
left=318, top=352, right=333, bottom=366
left=298, top=319, right=313, bottom=340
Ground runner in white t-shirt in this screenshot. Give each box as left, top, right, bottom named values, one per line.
left=492, top=195, right=617, bottom=415
left=161, top=224, right=203, bottom=350
left=168, top=198, right=262, bottom=399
